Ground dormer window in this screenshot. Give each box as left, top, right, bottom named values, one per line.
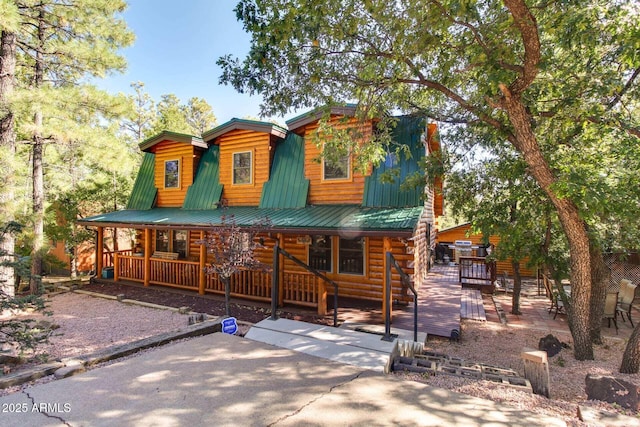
left=323, top=154, right=350, bottom=180
left=164, top=159, right=180, bottom=188
left=233, top=151, right=252, bottom=184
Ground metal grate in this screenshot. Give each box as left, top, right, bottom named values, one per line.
left=605, top=253, right=640, bottom=297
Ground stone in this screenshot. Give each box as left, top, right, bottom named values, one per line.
left=538, top=334, right=563, bottom=357
left=585, top=374, right=640, bottom=411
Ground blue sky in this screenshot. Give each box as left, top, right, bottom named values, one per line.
left=97, top=0, right=294, bottom=125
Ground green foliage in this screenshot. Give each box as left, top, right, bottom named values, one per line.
left=148, top=93, right=218, bottom=138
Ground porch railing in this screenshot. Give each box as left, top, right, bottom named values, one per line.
left=103, top=249, right=133, bottom=269
left=459, top=256, right=496, bottom=288
left=112, top=253, right=322, bottom=309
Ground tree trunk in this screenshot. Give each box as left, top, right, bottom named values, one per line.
left=620, top=322, right=640, bottom=373
left=223, top=276, right=231, bottom=317
left=30, top=126, right=44, bottom=294
left=501, top=92, right=593, bottom=360
left=589, top=245, right=608, bottom=345
left=511, top=261, right=522, bottom=315
left=0, top=31, right=17, bottom=297
left=29, top=7, right=46, bottom=295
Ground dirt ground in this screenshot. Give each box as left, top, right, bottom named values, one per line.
left=3, top=278, right=640, bottom=426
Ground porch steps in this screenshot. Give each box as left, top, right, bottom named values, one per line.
left=339, top=321, right=428, bottom=344
left=245, top=318, right=421, bottom=372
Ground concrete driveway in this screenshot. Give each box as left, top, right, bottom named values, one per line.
left=0, top=333, right=565, bottom=426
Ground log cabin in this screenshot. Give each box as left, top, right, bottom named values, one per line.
left=78, top=106, right=443, bottom=316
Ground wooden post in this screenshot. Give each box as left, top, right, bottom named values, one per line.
left=317, top=277, right=327, bottom=316
left=278, top=233, right=284, bottom=306
left=382, top=237, right=393, bottom=322
left=96, top=227, right=104, bottom=278
left=198, top=230, right=206, bottom=295
left=522, top=349, right=550, bottom=397
left=144, top=228, right=151, bottom=287
left=113, top=252, right=119, bottom=282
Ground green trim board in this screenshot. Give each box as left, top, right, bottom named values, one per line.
left=126, top=153, right=157, bottom=210
left=182, top=146, right=224, bottom=209
left=79, top=205, right=424, bottom=237
left=260, top=132, right=309, bottom=208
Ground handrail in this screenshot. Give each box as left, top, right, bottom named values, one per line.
left=271, top=240, right=340, bottom=327
left=383, top=251, right=418, bottom=342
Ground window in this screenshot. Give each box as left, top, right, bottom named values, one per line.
left=233, top=151, right=252, bottom=184
left=156, top=230, right=170, bottom=252
left=172, top=230, right=188, bottom=259
left=323, top=153, right=350, bottom=180
left=309, top=235, right=332, bottom=272
left=155, top=229, right=188, bottom=258
left=339, top=237, right=364, bottom=275
left=164, top=160, right=180, bottom=188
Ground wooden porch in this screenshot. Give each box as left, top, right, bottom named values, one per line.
left=101, top=250, right=327, bottom=314
left=392, top=263, right=486, bottom=338
left=100, top=251, right=486, bottom=340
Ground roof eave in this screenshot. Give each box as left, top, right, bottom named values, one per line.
left=285, top=104, right=357, bottom=133
left=202, top=118, right=287, bottom=143
left=139, top=131, right=206, bottom=152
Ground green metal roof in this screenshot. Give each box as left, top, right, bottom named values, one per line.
left=260, top=133, right=309, bottom=208
left=182, top=146, right=224, bottom=209
left=78, top=205, right=424, bottom=237
left=363, top=116, right=426, bottom=208
left=126, top=153, right=157, bottom=210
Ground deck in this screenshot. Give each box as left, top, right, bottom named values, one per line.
left=393, top=264, right=485, bottom=338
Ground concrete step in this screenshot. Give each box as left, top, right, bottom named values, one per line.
left=245, top=318, right=411, bottom=372
left=339, top=321, right=428, bottom=344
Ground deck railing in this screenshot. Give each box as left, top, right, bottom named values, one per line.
left=459, top=256, right=496, bottom=291
left=103, top=249, right=133, bottom=268
left=112, top=253, right=321, bottom=309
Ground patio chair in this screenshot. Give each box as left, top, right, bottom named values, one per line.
left=617, top=279, right=637, bottom=327
left=603, top=291, right=618, bottom=333
left=496, top=271, right=512, bottom=294
left=543, top=275, right=565, bottom=319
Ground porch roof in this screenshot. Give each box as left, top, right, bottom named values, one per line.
left=78, top=205, right=424, bottom=237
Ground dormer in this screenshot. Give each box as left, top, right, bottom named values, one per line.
left=138, top=131, right=207, bottom=207
left=286, top=105, right=373, bottom=205
left=203, top=119, right=287, bottom=206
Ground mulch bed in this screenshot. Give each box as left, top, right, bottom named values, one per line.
left=80, top=281, right=336, bottom=326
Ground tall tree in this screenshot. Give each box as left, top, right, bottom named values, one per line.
left=122, top=81, right=156, bottom=143
left=11, top=0, right=133, bottom=293
left=0, top=1, right=19, bottom=295
left=183, top=97, right=217, bottom=136
left=219, top=0, right=640, bottom=360
left=149, top=94, right=217, bottom=137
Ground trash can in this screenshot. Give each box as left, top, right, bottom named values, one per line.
left=101, top=267, right=114, bottom=279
